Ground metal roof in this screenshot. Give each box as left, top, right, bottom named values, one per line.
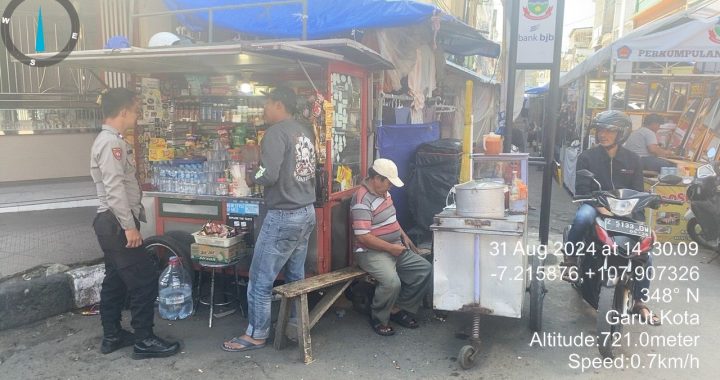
left=444, top=60, right=497, bottom=84
left=27, top=38, right=393, bottom=75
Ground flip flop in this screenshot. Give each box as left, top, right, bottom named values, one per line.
left=631, top=304, right=662, bottom=326
left=370, top=317, right=395, bottom=336
left=390, top=310, right=419, bottom=329
left=221, top=336, right=266, bottom=352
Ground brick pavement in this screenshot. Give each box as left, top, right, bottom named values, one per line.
left=0, top=207, right=101, bottom=279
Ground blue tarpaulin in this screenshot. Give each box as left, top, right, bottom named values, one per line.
left=163, top=0, right=500, bottom=57
left=377, top=122, right=440, bottom=229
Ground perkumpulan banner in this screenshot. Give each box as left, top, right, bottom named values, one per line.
left=614, top=17, right=720, bottom=62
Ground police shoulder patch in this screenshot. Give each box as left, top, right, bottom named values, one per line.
left=112, top=147, right=122, bottom=160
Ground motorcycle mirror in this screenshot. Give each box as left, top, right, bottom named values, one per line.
left=659, top=174, right=682, bottom=185
left=697, top=164, right=716, bottom=179
left=577, top=169, right=595, bottom=178
left=708, top=147, right=717, bottom=160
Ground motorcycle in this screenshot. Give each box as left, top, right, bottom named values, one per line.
left=563, top=169, right=683, bottom=359
left=684, top=148, right=720, bottom=254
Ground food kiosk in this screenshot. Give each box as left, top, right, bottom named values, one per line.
left=53, top=40, right=392, bottom=275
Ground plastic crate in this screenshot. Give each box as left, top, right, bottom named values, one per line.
left=191, top=231, right=243, bottom=247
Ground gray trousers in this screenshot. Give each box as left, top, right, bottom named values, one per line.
left=354, top=249, right=432, bottom=325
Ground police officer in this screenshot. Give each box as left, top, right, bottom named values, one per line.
left=91, top=88, right=180, bottom=359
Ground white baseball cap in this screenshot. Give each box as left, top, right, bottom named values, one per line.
left=372, top=158, right=404, bottom=187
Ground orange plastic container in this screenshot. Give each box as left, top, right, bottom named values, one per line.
left=483, top=133, right=503, bottom=155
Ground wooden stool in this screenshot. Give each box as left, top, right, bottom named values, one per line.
left=272, top=266, right=367, bottom=364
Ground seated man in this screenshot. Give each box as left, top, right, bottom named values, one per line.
left=623, top=113, right=675, bottom=173
left=563, top=110, right=660, bottom=326
left=351, top=158, right=432, bottom=336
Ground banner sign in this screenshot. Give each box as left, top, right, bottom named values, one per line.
left=614, top=17, right=720, bottom=63
left=516, top=0, right=558, bottom=66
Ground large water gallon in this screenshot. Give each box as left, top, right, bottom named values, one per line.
left=158, top=257, right=193, bottom=320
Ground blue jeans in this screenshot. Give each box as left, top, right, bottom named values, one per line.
left=245, top=204, right=316, bottom=340
left=566, top=204, right=598, bottom=251
left=567, top=204, right=652, bottom=301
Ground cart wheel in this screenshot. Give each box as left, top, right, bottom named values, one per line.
left=529, top=255, right=545, bottom=332
left=458, top=345, right=476, bottom=370
left=144, top=235, right=194, bottom=286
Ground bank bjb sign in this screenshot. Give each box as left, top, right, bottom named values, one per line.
left=516, top=0, right=558, bottom=67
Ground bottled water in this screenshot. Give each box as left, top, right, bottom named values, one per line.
left=158, top=257, right=194, bottom=320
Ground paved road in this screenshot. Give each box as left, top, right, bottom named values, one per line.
left=0, top=249, right=717, bottom=379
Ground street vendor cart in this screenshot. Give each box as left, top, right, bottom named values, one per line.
left=431, top=153, right=545, bottom=369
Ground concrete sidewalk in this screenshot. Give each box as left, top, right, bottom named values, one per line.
left=0, top=177, right=98, bottom=214
left=0, top=177, right=101, bottom=279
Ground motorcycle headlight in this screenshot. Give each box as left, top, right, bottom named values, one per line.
left=607, top=198, right=639, bottom=217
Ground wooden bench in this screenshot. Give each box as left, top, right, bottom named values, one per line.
left=272, top=266, right=367, bottom=364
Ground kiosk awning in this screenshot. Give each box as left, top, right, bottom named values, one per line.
left=560, top=1, right=720, bottom=87
left=611, top=16, right=720, bottom=63
left=28, top=39, right=393, bottom=75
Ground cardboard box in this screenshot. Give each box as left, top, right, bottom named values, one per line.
left=191, top=243, right=243, bottom=264
left=644, top=181, right=690, bottom=243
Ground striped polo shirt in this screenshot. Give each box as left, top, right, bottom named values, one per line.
left=351, top=180, right=402, bottom=251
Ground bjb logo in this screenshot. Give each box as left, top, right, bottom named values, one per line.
left=523, top=0, right=554, bottom=21
left=518, top=33, right=554, bottom=42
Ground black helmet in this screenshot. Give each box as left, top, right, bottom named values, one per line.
left=591, top=110, right=632, bottom=146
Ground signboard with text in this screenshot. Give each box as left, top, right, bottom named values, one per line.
left=613, top=17, right=720, bottom=62
left=516, top=0, right=558, bottom=67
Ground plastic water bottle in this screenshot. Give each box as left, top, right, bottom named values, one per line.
left=158, top=257, right=193, bottom=320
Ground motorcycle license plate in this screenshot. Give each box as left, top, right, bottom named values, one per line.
left=604, top=218, right=650, bottom=237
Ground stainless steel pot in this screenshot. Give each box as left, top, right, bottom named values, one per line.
left=449, top=180, right=507, bottom=218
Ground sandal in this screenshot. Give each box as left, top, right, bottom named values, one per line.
left=370, top=317, right=395, bottom=336
left=390, top=310, right=419, bottom=329
left=631, top=304, right=662, bottom=326
left=221, top=336, right=266, bottom=352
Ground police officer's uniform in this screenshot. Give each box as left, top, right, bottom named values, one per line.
left=90, top=124, right=156, bottom=341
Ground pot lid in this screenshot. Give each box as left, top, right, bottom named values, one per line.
left=455, top=180, right=506, bottom=190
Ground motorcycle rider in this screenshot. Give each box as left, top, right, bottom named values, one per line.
left=562, top=110, right=660, bottom=326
